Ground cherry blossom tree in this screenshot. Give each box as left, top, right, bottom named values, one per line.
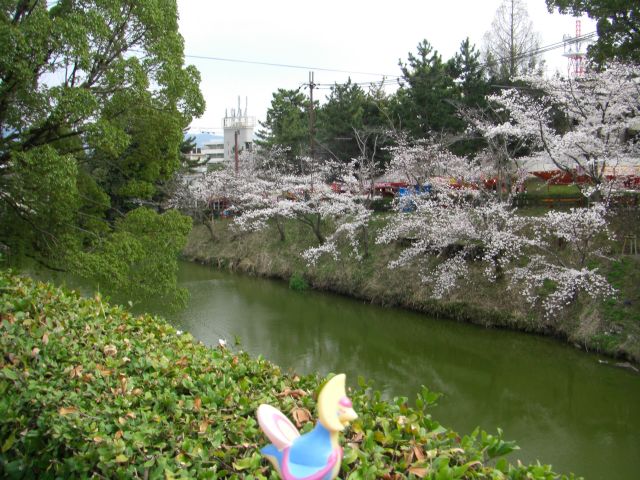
left=168, top=151, right=265, bottom=239
left=168, top=172, right=227, bottom=240
left=486, top=63, right=640, bottom=192
left=232, top=169, right=328, bottom=243
left=297, top=161, right=373, bottom=264
left=377, top=140, right=533, bottom=298
left=227, top=153, right=296, bottom=242
left=376, top=137, right=616, bottom=317
left=378, top=189, right=534, bottom=297
left=511, top=203, right=615, bottom=316
left=384, top=133, right=488, bottom=188
left=352, top=127, right=388, bottom=207
left=231, top=158, right=372, bottom=262
left=300, top=127, right=394, bottom=263
left=170, top=132, right=618, bottom=316
left=170, top=148, right=373, bottom=261
left=460, top=104, right=533, bottom=200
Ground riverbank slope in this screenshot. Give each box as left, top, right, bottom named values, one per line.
left=183, top=218, right=640, bottom=364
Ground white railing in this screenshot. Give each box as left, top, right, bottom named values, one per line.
left=223, top=116, right=256, bottom=129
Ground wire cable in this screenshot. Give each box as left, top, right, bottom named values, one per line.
left=137, top=29, right=596, bottom=88
left=178, top=52, right=397, bottom=78
left=309, top=31, right=597, bottom=91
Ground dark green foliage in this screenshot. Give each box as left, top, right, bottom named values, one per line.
left=89, top=103, right=187, bottom=214
left=446, top=38, right=490, bottom=155
left=259, top=38, right=492, bottom=160
left=0, top=271, right=578, bottom=478
left=317, top=79, right=367, bottom=162
left=316, top=79, right=392, bottom=165
left=288, top=272, right=309, bottom=292
left=0, top=146, right=80, bottom=262
left=395, top=40, right=462, bottom=138
left=71, top=208, right=193, bottom=310
left=0, top=0, right=204, bottom=301
left=256, top=89, right=310, bottom=162
left=392, top=39, right=491, bottom=157
left=447, top=39, right=489, bottom=112
left=178, top=134, right=208, bottom=175
left=546, top=0, right=640, bottom=65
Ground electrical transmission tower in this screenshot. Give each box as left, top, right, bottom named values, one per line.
left=562, top=19, right=588, bottom=77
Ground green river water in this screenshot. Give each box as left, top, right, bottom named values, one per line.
left=38, top=260, right=640, bottom=479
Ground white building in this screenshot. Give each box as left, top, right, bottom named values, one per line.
left=184, top=139, right=225, bottom=173
left=223, top=96, right=255, bottom=163
left=186, top=97, right=255, bottom=173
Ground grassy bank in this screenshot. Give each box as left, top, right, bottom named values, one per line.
left=182, top=213, right=640, bottom=364
left=0, top=271, right=577, bottom=479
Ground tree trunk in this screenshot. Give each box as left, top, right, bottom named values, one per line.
left=361, top=225, right=370, bottom=259
left=312, top=214, right=324, bottom=244
left=276, top=215, right=286, bottom=242
left=203, top=216, right=216, bottom=241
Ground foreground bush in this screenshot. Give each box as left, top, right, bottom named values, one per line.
left=0, top=271, right=576, bottom=479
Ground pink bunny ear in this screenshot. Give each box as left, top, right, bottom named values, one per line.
left=257, top=404, right=300, bottom=451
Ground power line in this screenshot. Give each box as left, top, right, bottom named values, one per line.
left=136, top=29, right=596, bottom=90
left=314, top=78, right=400, bottom=90
left=311, top=32, right=597, bottom=91
left=482, top=31, right=597, bottom=70
left=177, top=52, right=397, bottom=78
left=315, top=31, right=598, bottom=91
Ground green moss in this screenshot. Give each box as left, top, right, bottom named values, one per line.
left=0, top=271, right=578, bottom=478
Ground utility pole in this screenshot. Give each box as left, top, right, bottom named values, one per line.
left=234, top=129, right=239, bottom=174
left=308, top=71, right=316, bottom=163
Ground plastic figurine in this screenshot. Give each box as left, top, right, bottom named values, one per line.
left=257, top=373, right=357, bottom=480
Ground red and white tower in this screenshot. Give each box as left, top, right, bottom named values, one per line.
left=562, top=19, right=587, bottom=77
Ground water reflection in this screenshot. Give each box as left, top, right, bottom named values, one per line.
left=164, top=262, right=639, bottom=480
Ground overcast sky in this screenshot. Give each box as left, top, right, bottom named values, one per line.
left=177, top=0, right=595, bottom=134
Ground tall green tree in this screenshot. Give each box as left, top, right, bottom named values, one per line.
left=0, top=0, right=204, bottom=303
left=546, top=0, right=640, bottom=65
left=394, top=40, right=462, bottom=138
left=255, top=88, right=309, bottom=162
left=447, top=38, right=491, bottom=155
left=317, top=79, right=366, bottom=162
left=448, top=38, right=490, bottom=110
left=316, top=79, right=392, bottom=164
left=178, top=133, right=202, bottom=173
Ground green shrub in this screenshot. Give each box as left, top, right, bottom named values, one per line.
left=370, top=197, right=394, bottom=212
left=0, top=271, right=578, bottom=478
left=512, top=193, right=586, bottom=208
left=288, top=272, right=308, bottom=292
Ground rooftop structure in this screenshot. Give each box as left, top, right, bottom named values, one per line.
left=223, top=96, right=255, bottom=165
